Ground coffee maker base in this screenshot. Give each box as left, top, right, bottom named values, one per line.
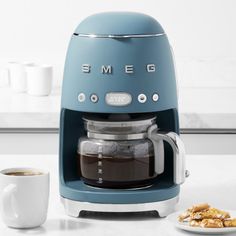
left=61, top=196, right=179, bottom=217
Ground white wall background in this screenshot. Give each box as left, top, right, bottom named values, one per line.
left=0, top=0, right=236, bottom=88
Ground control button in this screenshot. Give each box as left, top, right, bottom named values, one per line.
left=78, top=93, right=86, bottom=102
left=105, top=92, right=132, bottom=106
left=138, top=94, right=147, bottom=103
left=90, top=94, right=99, bottom=103
left=152, top=93, right=159, bottom=102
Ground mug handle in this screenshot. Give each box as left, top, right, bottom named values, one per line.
left=147, top=124, right=186, bottom=184
left=1, top=184, right=19, bottom=221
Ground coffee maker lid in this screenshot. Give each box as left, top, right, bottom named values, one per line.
left=74, top=12, right=165, bottom=37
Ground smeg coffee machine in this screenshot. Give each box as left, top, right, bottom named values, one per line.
left=59, top=12, right=186, bottom=217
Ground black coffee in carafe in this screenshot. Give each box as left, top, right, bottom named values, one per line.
left=77, top=153, right=156, bottom=188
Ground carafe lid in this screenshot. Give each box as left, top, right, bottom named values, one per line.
left=74, top=12, right=165, bottom=36
left=83, top=114, right=156, bottom=136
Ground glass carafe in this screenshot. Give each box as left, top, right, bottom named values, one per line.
left=77, top=115, right=185, bottom=189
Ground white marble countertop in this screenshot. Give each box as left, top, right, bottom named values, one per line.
left=0, top=86, right=236, bottom=129
left=0, top=154, right=236, bottom=235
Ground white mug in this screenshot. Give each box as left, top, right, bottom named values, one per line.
left=8, top=62, right=34, bottom=93
left=0, top=168, right=49, bottom=228
left=26, top=64, right=53, bottom=96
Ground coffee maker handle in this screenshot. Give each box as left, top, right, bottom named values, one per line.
left=148, top=124, right=186, bottom=184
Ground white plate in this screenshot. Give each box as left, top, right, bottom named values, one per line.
left=167, top=211, right=236, bottom=235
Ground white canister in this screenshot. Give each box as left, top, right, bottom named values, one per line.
left=0, top=68, right=9, bottom=87
left=26, top=64, right=53, bottom=96
left=8, top=62, right=34, bottom=93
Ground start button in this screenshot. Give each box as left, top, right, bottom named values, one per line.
left=105, top=92, right=132, bottom=106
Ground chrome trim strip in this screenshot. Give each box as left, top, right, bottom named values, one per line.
left=74, top=33, right=165, bottom=39
left=61, top=196, right=179, bottom=217
left=87, top=132, right=147, bottom=140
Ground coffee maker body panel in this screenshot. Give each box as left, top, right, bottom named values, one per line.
left=59, top=12, right=185, bottom=216
left=62, top=35, right=177, bottom=113
left=59, top=108, right=180, bottom=204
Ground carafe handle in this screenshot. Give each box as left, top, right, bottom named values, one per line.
left=147, top=124, right=186, bottom=184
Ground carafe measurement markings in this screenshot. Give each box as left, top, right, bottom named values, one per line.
left=98, top=147, right=103, bottom=183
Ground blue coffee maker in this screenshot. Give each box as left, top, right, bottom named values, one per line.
left=59, top=12, right=186, bottom=217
